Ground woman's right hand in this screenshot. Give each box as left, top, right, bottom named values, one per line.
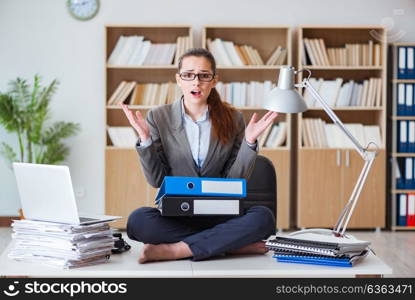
left=120, top=103, right=150, bottom=142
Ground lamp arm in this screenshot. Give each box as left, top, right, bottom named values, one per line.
left=299, top=77, right=379, bottom=237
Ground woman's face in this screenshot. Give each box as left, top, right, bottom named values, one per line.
left=176, top=56, right=218, bottom=105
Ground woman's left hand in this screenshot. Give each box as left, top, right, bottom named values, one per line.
left=245, top=111, right=278, bottom=144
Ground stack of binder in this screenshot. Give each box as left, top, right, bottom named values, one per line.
left=8, top=219, right=114, bottom=269
left=156, top=176, right=246, bottom=217
left=265, top=232, right=370, bottom=267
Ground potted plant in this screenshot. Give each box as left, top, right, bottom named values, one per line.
left=0, top=75, right=80, bottom=166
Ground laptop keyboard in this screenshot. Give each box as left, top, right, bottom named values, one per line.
left=79, top=217, right=99, bottom=222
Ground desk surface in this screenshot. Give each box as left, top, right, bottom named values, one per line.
left=0, top=238, right=392, bottom=278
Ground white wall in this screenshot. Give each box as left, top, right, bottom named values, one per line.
left=1, top=0, right=414, bottom=216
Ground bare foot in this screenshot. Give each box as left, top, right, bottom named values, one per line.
left=228, top=241, right=268, bottom=255
left=138, top=242, right=193, bottom=264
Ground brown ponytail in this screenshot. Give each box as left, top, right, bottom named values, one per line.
left=178, top=48, right=237, bottom=145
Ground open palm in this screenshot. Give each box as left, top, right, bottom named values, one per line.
left=120, top=103, right=150, bottom=141
left=245, top=111, right=278, bottom=144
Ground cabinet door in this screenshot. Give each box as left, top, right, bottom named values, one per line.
left=105, top=148, right=156, bottom=228
left=341, top=149, right=385, bottom=228
left=297, top=149, right=343, bottom=228
left=260, top=149, right=290, bottom=229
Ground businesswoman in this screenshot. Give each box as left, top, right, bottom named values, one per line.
left=121, top=48, right=278, bottom=263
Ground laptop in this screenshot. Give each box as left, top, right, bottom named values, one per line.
left=13, top=162, right=121, bottom=225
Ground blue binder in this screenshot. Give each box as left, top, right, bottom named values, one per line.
left=398, top=46, right=407, bottom=79
left=407, top=47, right=415, bottom=79
left=406, top=84, right=414, bottom=116
left=397, top=83, right=406, bottom=116
left=273, top=255, right=352, bottom=267
left=409, top=121, right=415, bottom=153
left=405, top=158, right=414, bottom=189
left=398, top=121, right=408, bottom=153
left=397, top=194, right=407, bottom=226
left=156, top=176, right=246, bottom=203
left=412, top=83, right=415, bottom=116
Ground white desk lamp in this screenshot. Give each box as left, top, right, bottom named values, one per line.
left=264, top=66, right=379, bottom=238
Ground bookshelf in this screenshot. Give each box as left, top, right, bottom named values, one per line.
left=105, top=25, right=193, bottom=228
left=203, top=26, right=292, bottom=229
left=390, top=43, right=415, bottom=231
left=296, top=26, right=387, bottom=229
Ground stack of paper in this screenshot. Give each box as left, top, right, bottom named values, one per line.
left=8, top=220, right=114, bottom=269
left=265, top=231, right=370, bottom=267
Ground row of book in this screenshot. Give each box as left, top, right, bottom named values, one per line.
left=258, top=122, right=287, bottom=148
left=397, top=83, right=415, bottom=116
left=302, top=118, right=382, bottom=149
left=398, top=120, right=415, bottom=153
left=304, top=77, right=383, bottom=108
left=107, top=126, right=138, bottom=148
left=302, top=38, right=382, bottom=66
left=397, top=193, right=415, bottom=227
left=216, top=81, right=275, bottom=108
left=265, top=232, right=370, bottom=267
left=8, top=220, right=114, bottom=269
left=397, top=46, right=415, bottom=79
left=107, top=81, right=182, bottom=106
left=395, top=157, right=415, bottom=190
left=207, top=38, right=287, bottom=66
left=107, top=35, right=191, bottom=66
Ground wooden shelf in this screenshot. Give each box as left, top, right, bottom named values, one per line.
left=392, top=79, right=415, bottom=83
left=391, top=190, right=415, bottom=194
left=392, top=226, right=415, bottom=231
left=306, top=107, right=383, bottom=111
left=303, top=66, right=383, bottom=70
left=296, top=26, right=387, bottom=229
left=392, top=116, right=415, bottom=121
left=107, top=65, right=178, bottom=69
left=391, top=153, right=415, bottom=157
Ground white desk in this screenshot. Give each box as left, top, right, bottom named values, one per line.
left=0, top=238, right=392, bottom=278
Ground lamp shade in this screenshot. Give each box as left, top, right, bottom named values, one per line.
left=263, top=66, right=308, bottom=113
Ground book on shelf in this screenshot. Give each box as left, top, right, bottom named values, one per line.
left=107, top=126, right=138, bottom=148
left=108, top=81, right=181, bottom=106
left=107, top=35, right=190, bottom=66
left=107, top=81, right=136, bottom=106
left=302, top=118, right=382, bottom=149
left=206, top=38, right=280, bottom=66
left=215, top=81, right=275, bottom=108
left=260, top=122, right=287, bottom=148
left=265, top=45, right=288, bottom=66
left=302, top=77, right=383, bottom=108
left=303, top=38, right=381, bottom=66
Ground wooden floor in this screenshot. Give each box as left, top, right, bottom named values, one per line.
left=0, top=227, right=413, bottom=277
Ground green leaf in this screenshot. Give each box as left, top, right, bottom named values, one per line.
left=40, top=122, right=80, bottom=145
left=0, top=142, right=18, bottom=167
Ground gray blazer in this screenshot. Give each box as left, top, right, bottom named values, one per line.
left=136, top=98, right=258, bottom=188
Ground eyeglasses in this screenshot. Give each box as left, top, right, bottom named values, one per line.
left=179, top=72, right=215, bottom=82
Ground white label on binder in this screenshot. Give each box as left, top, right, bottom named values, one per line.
left=406, top=158, right=413, bottom=180
left=398, top=84, right=405, bottom=105
left=193, top=200, right=239, bottom=215
left=408, top=47, right=414, bottom=69
left=408, top=195, right=415, bottom=215
left=409, top=121, right=415, bottom=143
left=201, top=181, right=242, bottom=194
left=399, top=47, right=406, bottom=69
left=406, top=84, right=413, bottom=106
left=401, top=121, right=407, bottom=143
left=400, top=194, right=407, bottom=216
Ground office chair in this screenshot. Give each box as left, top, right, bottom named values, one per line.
left=243, top=155, right=277, bottom=218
